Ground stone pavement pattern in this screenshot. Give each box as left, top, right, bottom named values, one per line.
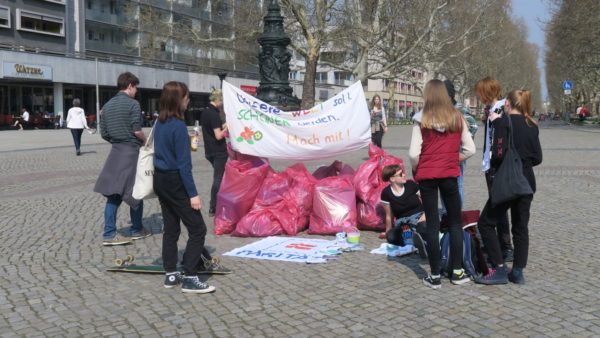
left=0, top=124, right=599, bottom=337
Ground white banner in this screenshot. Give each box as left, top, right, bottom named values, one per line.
left=223, top=236, right=336, bottom=263
left=223, top=81, right=371, bottom=160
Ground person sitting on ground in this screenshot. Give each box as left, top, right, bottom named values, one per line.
left=380, top=164, right=427, bottom=258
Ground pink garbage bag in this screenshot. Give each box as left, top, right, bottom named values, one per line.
left=308, top=176, right=357, bottom=235
left=214, top=158, right=270, bottom=235
left=357, top=184, right=387, bottom=231
left=353, top=156, right=382, bottom=203
left=281, top=163, right=317, bottom=235
left=312, top=160, right=355, bottom=180
left=231, top=171, right=290, bottom=237
left=354, top=144, right=404, bottom=231
left=232, top=205, right=287, bottom=237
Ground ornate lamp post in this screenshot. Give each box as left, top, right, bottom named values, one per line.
left=256, top=0, right=301, bottom=110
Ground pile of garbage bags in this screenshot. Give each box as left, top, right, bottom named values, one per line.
left=214, top=144, right=403, bottom=237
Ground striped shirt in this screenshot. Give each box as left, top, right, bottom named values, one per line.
left=100, top=92, right=143, bottom=145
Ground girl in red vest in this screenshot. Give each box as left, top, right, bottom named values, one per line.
left=409, top=79, right=476, bottom=289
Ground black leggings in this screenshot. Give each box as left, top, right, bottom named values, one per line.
left=371, top=130, right=383, bottom=148
left=478, top=194, right=533, bottom=268
left=206, top=152, right=228, bottom=211
left=485, top=171, right=512, bottom=250
left=419, top=178, right=463, bottom=274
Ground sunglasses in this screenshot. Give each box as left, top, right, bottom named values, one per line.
left=392, top=172, right=405, bottom=177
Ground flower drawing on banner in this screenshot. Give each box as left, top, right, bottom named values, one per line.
left=236, top=126, right=263, bottom=144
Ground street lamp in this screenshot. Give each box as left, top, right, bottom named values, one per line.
left=218, top=72, right=227, bottom=89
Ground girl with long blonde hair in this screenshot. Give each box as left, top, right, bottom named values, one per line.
left=409, top=79, right=476, bottom=288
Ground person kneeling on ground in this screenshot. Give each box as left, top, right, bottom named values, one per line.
left=380, top=164, right=427, bottom=258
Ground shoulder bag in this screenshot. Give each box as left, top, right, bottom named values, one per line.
left=132, top=122, right=156, bottom=200
left=490, top=115, right=533, bottom=207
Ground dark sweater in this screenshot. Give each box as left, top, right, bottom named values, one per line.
left=491, top=114, right=543, bottom=192
left=153, top=118, right=198, bottom=197
left=100, top=92, right=143, bottom=145
left=201, top=103, right=227, bottom=156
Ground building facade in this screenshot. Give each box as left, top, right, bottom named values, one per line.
left=0, top=0, right=262, bottom=126
left=0, top=0, right=367, bottom=127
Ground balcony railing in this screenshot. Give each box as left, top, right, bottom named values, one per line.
left=0, top=42, right=260, bottom=80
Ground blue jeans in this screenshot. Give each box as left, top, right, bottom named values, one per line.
left=457, top=161, right=465, bottom=207
left=70, top=128, right=83, bottom=152
left=103, top=194, right=144, bottom=239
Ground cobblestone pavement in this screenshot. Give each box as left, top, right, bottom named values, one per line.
left=0, top=124, right=598, bottom=337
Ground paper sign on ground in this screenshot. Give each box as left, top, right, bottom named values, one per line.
left=223, top=236, right=338, bottom=263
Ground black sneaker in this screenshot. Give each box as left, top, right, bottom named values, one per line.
left=508, top=267, right=525, bottom=284
left=181, top=276, right=216, bottom=294
left=423, top=275, right=441, bottom=289
left=474, top=266, right=508, bottom=285
left=208, top=208, right=215, bottom=217
left=503, top=249, right=514, bottom=262
left=450, top=269, right=471, bottom=285
left=198, top=256, right=232, bottom=275
left=164, top=272, right=183, bottom=289
left=411, top=231, right=428, bottom=259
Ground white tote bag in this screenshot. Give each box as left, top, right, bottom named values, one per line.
left=132, top=123, right=156, bottom=200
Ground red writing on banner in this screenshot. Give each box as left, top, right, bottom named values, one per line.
left=285, top=243, right=317, bottom=250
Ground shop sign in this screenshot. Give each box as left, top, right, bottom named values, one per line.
left=3, top=62, right=52, bottom=80
left=240, top=85, right=257, bottom=96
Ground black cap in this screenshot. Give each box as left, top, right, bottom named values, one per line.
left=443, top=79, right=456, bottom=105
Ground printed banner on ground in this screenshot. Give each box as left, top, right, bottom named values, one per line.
left=223, top=236, right=336, bottom=263
left=223, top=81, right=371, bottom=160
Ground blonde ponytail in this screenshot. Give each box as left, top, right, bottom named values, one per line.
left=507, top=89, right=537, bottom=126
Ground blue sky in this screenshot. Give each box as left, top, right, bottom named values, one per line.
left=511, top=0, right=551, bottom=101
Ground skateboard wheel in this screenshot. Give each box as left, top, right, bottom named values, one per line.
left=126, top=255, right=134, bottom=263
left=115, top=258, right=123, bottom=266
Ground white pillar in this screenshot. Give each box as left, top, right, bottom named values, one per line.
left=53, top=82, right=64, bottom=119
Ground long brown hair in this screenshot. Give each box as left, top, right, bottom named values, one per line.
left=370, top=94, right=382, bottom=110
left=421, top=79, right=463, bottom=133
left=506, top=89, right=537, bottom=126
left=158, top=81, right=189, bottom=123
left=475, top=77, right=502, bottom=105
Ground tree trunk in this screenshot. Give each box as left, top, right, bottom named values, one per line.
left=301, top=49, right=319, bottom=109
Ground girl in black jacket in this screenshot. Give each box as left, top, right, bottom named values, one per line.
left=475, top=89, right=542, bottom=285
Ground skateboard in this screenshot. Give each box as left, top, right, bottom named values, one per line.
left=106, top=255, right=182, bottom=274
left=106, top=256, right=232, bottom=274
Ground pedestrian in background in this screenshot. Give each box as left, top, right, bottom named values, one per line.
left=14, top=108, right=30, bottom=130
left=409, top=79, right=476, bottom=289
left=443, top=80, right=478, bottom=207
left=476, top=77, right=514, bottom=262
left=66, top=98, right=89, bottom=156
left=475, top=89, right=542, bottom=285
left=201, top=89, right=228, bottom=217
left=369, top=94, right=388, bottom=148
left=94, top=72, right=150, bottom=246
left=153, top=81, right=226, bottom=294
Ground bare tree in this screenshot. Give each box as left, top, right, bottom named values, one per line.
left=122, top=0, right=264, bottom=72
left=546, top=0, right=600, bottom=115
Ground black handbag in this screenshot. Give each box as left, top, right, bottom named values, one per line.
left=490, top=115, right=533, bottom=207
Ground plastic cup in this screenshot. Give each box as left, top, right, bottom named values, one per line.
left=347, top=232, right=360, bottom=245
